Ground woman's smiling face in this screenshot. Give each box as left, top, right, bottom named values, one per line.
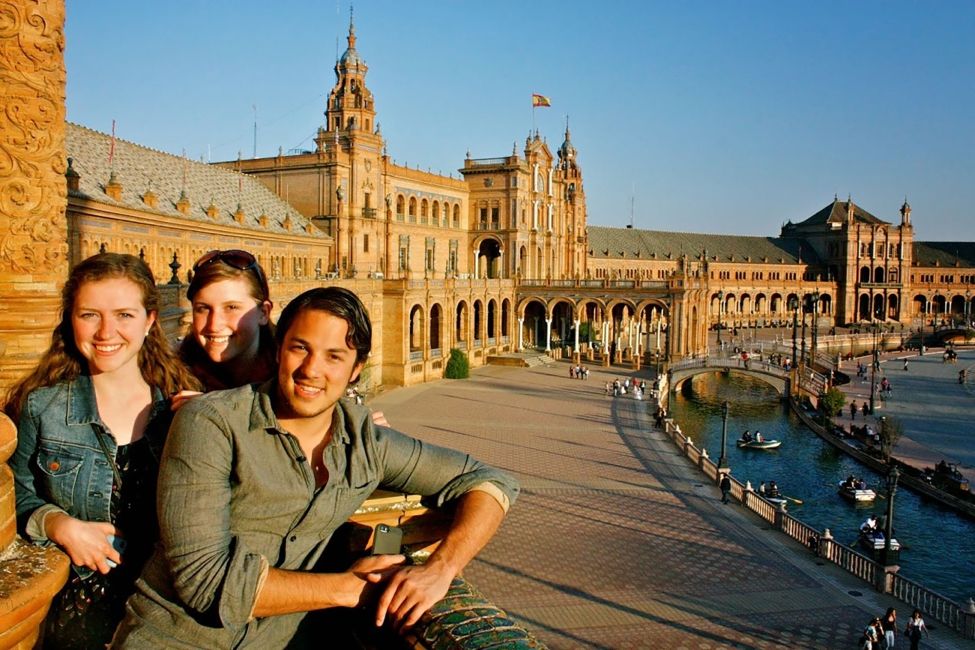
left=72, top=277, right=155, bottom=376
left=190, top=278, right=270, bottom=365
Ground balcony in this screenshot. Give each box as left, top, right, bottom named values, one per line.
left=361, top=207, right=376, bottom=219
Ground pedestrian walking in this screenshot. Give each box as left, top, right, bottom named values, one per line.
left=903, top=359, right=909, bottom=372
left=850, top=400, right=858, bottom=420
left=880, top=607, right=897, bottom=650
left=905, top=609, right=928, bottom=650
left=719, top=473, right=731, bottom=504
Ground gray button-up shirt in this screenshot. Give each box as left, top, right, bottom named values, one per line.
left=114, top=382, right=518, bottom=649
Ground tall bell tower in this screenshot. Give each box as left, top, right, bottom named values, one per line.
left=324, top=11, right=379, bottom=140
left=314, top=10, right=387, bottom=278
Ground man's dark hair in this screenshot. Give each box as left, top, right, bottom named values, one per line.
left=276, top=287, right=372, bottom=368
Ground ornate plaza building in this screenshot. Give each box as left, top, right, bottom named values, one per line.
left=4, top=15, right=974, bottom=393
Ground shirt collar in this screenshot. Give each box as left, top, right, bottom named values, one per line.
left=252, top=380, right=352, bottom=445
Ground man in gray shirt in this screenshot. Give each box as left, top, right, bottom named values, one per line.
left=114, top=287, right=518, bottom=648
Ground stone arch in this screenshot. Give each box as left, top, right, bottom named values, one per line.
left=409, top=304, right=424, bottom=353
left=548, top=298, right=575, bottom=349
left=473, top=299, right=483, bottom=342
left=913, top=294, right=927, bottom=319
left=860, top=266, right=871, bottom=283
left=859, top=293, right=871, bottom=321
left=431, top=200, right=440, bottom=226
left=396, top=194, right=405, bottom=216
left=520, top=298, right=547, bottom=350
left=873, top=294, right=885, bottom=320
left=475, top=236, right=503, bottom=279
left=501, top=298, right=511, bottom=337
left=487, top=299, right=497, bottom=339
left=430, top=303, right=442, bottom=351
left=874, top=267, right=885, bottom=283
left=408, top=196, right=417, bottom=217
left=420, top=198, right=428, bottom=219
left=455, top=301, right=469, bottom=346
left=452, top=204, right=460, bottom=227
left=770, top=293, right=783, bottom=314
left=887, top=294, right=899, bottom=320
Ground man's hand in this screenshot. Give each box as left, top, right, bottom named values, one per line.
left=170, top=390, right=203, bottom=411
left=253, top=554, right=406, bottom=618
left=45, top=512, right=120, bottom=573
left=374, top=562, right=454, bottom=631
left=370, top=410, right=389, bottom=427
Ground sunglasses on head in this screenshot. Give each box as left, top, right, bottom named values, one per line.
left=193, top=249, right=269, bottom=299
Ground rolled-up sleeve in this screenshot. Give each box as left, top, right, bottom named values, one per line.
left=375, top=426, right=519, bottom=509
left=158, top=400, right=267, bottom=628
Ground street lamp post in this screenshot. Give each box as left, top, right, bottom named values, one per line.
left=883, top=466, right=900, bottom=566
left=810, top=290, right=820, bottom=369
left=789, top=296, right=799, bottom=370
left=800, top=307, right=807, bottom=367
left=716, top=290, right=724, bottom=349
left=869, top=323, right=879, bottom=414
left=718, top=400, right=730, bottom=471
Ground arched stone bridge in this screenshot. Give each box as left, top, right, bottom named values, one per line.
left=668, top=357, right=791, bottom=396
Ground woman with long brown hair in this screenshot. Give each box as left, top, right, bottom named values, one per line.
left=6, top=252, right=200, bottom=648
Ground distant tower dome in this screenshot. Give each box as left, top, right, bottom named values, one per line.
left=339, top=10, right=364, bottom=68
left=558, top=118, right=576, bottom=162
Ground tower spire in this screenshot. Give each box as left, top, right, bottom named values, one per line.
left=348, top=5, right=356, bottom=49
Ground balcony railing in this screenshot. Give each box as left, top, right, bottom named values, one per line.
left=361, top=207, right=376, bottom=218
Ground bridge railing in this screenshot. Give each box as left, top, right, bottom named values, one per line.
left=657, top=415, right=975, bottom=640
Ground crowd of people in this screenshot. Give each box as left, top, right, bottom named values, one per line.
left=6, top=251, right=518, bottom=648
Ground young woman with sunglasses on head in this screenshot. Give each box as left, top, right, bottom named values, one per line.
left=176, top=249, right=275, bottom=399
left=5, top=253, right=200, bottom=648
left=174, top=249, right=388, bottom=423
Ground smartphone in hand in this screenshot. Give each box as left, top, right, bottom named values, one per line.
left=371, top=524, right=403, bottom=555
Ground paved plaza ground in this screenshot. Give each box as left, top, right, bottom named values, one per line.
left=836, top=347, right=975, bottom=483
left=371, top=359, right=975, bottom=649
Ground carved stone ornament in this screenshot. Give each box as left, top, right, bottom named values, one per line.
left=0, top=0, right=68, bottom=274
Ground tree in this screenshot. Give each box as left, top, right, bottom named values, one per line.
left=878, top=416, right=903, bottom=464
left=819, top=387, right=845, bottom=421
left=444, top=348, right=470, bottom=379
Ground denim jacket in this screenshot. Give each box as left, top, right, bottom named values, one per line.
left=9, top=374, right=170, bottom=578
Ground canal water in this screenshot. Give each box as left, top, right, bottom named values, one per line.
left=669, top=371, right=975, bottom=604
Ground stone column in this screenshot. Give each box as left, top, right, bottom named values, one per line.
left=544, top=317, right=552, bottom=351
left=0, top=2, right=71, bottom=644
left=0, top=0, right=70, bottom=389
left=517, top=317, right=523, bottom=351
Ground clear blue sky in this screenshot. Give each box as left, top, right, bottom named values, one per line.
left=65, top=1, right=975, bottom=240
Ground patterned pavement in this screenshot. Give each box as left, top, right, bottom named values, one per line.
left=372, top=361, right=974, bottom=649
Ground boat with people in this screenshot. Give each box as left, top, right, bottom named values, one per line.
left=857, top=515, right=901, bottom=562
left=736, top=429, right=782, bottom=450
left=838, top=476, right=877, bottom=502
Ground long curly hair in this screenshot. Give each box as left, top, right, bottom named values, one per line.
left=178, top=255, right=276, bottom=390
left=4, top=253, right=200, bottom=421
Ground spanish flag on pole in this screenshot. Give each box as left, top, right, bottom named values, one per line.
left=532, top=93, right=552, bottom=108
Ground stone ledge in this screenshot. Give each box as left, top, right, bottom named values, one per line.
left=0, top=538, right=71, bottom=650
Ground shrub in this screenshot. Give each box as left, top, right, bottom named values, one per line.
left=444, top=348, right=470, bottom=379
left=820, top=387, right=845, bottom=420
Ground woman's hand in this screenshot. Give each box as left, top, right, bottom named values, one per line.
left=171, top=390, right=204, bottom=411
left=45, top=512, right=120, bottom=574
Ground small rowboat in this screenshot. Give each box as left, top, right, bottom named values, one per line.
left=838, top=482, right=877, bottom=502
left=736, top=439, right=782, bottom=450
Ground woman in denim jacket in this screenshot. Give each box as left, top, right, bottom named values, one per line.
left=5, top=253, right=199, bottom=649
